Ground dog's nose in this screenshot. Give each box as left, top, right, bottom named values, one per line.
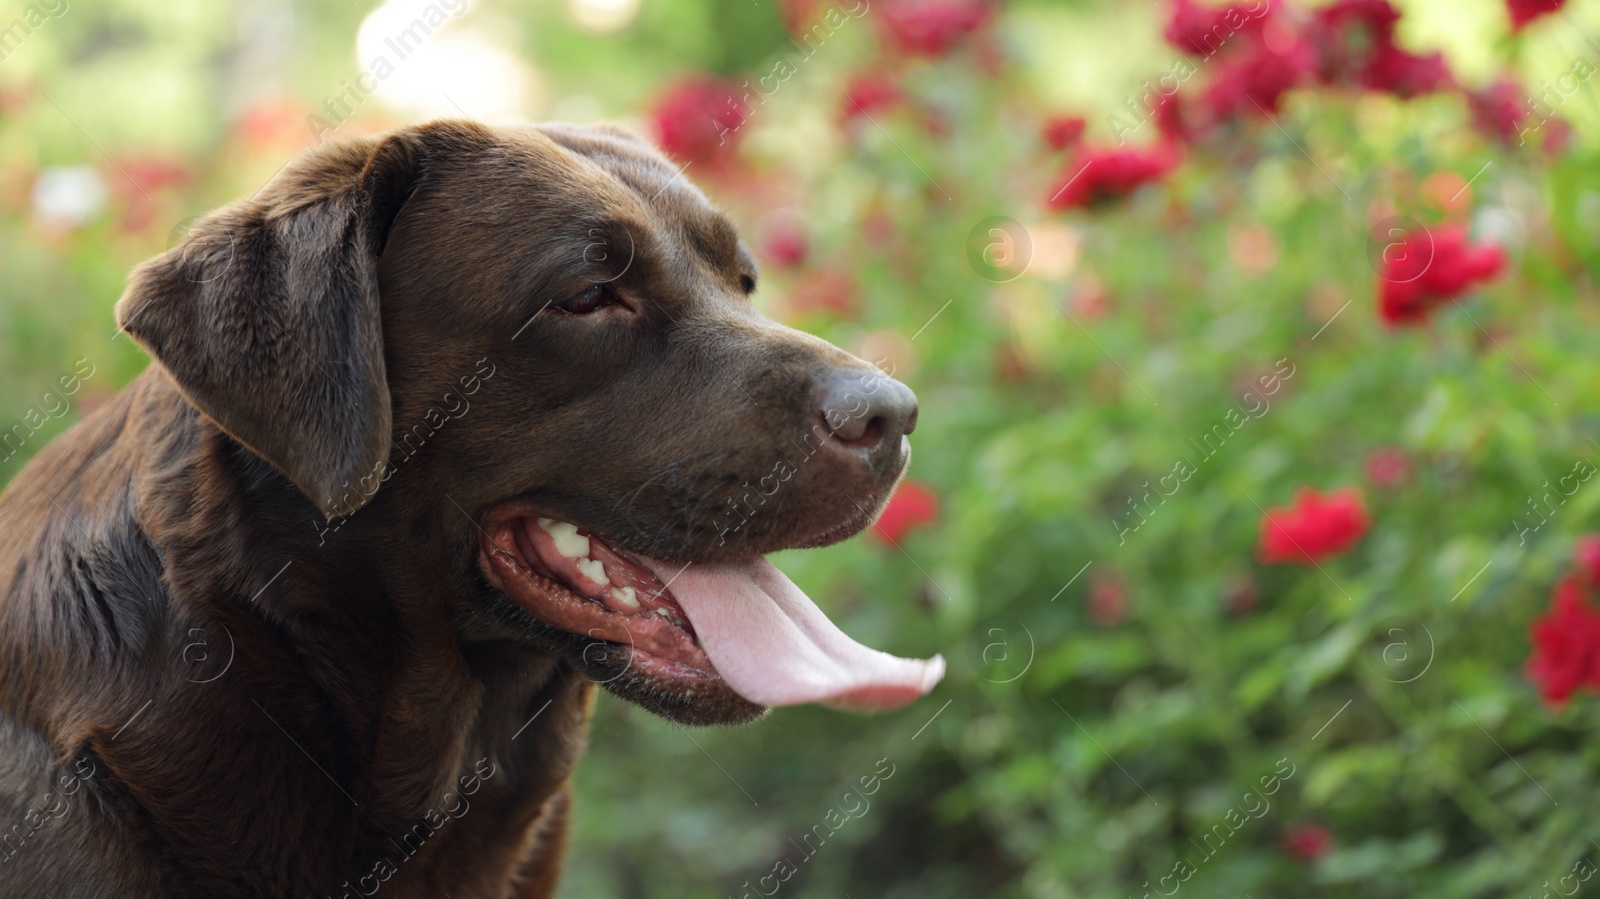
left=816, top=368, right=918, bottom=450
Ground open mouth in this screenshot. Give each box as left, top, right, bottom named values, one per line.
left=477, top=508, right=945, bottom=712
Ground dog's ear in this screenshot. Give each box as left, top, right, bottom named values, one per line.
left=115, top=129, right=438, bottom=520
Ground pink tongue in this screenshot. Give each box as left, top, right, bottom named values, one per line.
left=641, top=557, right=945, bottom=712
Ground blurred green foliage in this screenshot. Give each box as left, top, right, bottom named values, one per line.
left=5, top=1, right=1600, bottom=897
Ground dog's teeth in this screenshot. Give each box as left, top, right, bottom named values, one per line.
left=576, top=557, right=610, bottom=586
left=537, top=518, right=590, bottom=559
left=610, top=586, right=639, bottom=609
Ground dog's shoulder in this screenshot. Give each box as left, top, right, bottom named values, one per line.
left=0, top=370, right=197, bottom=894
left=0, top=370, right=175, bottom=672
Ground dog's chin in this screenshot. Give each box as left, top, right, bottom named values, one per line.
left=790, top=499, right=885, bottom=550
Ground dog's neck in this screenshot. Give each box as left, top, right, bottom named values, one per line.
left=120, top=368, right=592, bottom=892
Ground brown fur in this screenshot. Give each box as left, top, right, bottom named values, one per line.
left=0, top=120, right=918, bottom=897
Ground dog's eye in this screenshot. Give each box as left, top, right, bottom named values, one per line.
left=555, top=284, right=623, bottom=315
left=739, top=274, right=756, bottom=295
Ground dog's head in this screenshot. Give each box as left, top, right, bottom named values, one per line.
left=115, top=120, right=943, bottom=725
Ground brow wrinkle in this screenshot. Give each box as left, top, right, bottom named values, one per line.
left=683, top=214, right=742, bottom=277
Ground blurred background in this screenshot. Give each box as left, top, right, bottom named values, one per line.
left=4, top=0, right=1600, bottom=895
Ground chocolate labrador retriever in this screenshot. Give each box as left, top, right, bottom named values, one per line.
left=0, top=120, right=943, bottom=898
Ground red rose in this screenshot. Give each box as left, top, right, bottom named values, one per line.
left=1284, top=824, right=1334, bottom=861
left=1542, top=117, right=1575, bottom=155
left=1071, top=281, right=1112, bottom=320
left=1575, top=535, right=1600, bottom=587
left=762, top=225, right=809, bottom=270
left=872, top=480, right=940, bottom=545
left=1205, top=38, right=1314, bottom=120
left=650, top=77, right=748, bottom=165
left=1311, top=0, right=1439, bottom=97
left=1365, top=447, right=1411, bottom=490
left=1163, top=0, right=1272, bottom=57
left=234, top=98, right=308, bottom=153
left=1224, top=573, right=1259, bottom=615
left=1377, top=225, right=1505, bottom=326
left=993, top=342, right=1033, bottom=382
left=1046, top=145, right=1179, bottom=211
left=1527, top=576, right=1600, bottom=706
left=1307, top=0, right=1455, bottom=98
left=1361, top=43, right=1453, bottom=98
left=1467, top=76, right=1531, bottom=147
left=1042, top=115, right=1087, bottom=152
left=1314, top=0, right=1401, bottom=44
left=0, top=85, right=29, bottom=115
left=841, top=72, right=904, bottom=126
left=1089, top=574, right=1128, bottom=627
left=785, top=268, right=859, bottom=318
left=1309, top=0, right=1397, bottom=86
left=1508, top=0, right=1566, bottom=30
left=879, top=0, right=993, bottom=58
left=1257, top=487, right=1370, bottom=565
left=916, top=107, right=952, bottom=140
left=1152, top=90, right=1202, bottom=145
left=109, top=156, right=194, bottom=232
left=861, top=205, right=898, bottom=249
left=777, top=0, right=827, bottom=35
left=116, top=157, right=193, bottom=196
